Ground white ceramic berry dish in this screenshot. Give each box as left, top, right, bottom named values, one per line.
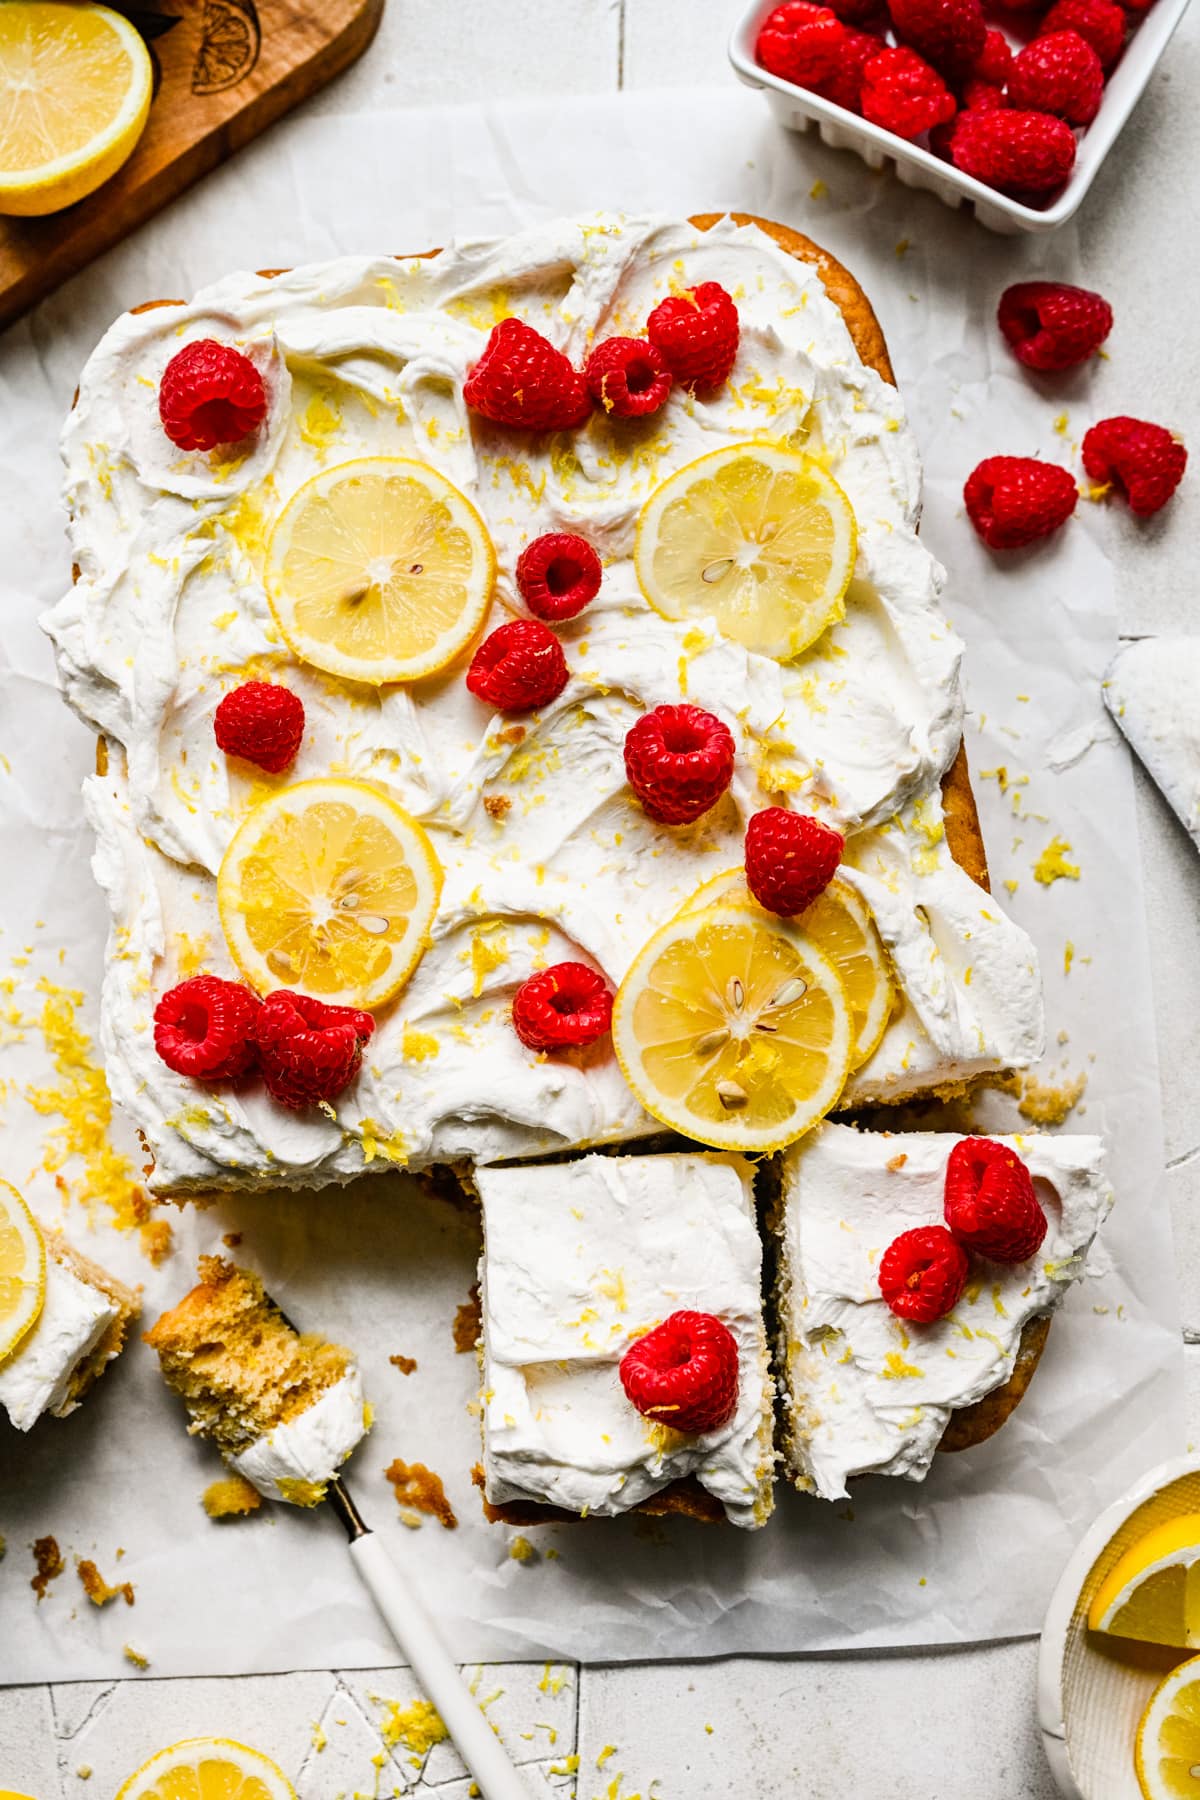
left=729, top=0, right=1192, bottom=233
left=1037, top=1453, right=1200, bottom=1799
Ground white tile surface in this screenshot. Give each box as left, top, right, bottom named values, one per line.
left=4, top=0, right=1200, bottom=1791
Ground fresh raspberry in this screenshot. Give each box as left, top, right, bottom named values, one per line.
left=943, top=1136, right=1047, bottom=1263
left=1039, top=0, right=1126, bottom=68
left=584, top=337, right=673, bottom=418
left=1082, top=416, right=1188, bottom=515
left=861, top=46, right=957, bottom=137
left=463, top=318, right=592, bottom=432
left=623, top=704, right=736, bottom=825
left=744, top=807, right=844, bottom=916
left=756, top=2, right=849, bottom=89
left=964, top=456, right=1077, bottom=548
left=646, top=282, right=740, bottom=394
left=511, top=962, right=613, bottom=1052
left=888, top=0, right=986, bottom=81
left=823, top=26, right=885, bottom=108
left=213, top=681, right=306, bottom=774
left=949, top=109, right=1077, bottom=200
left=466, top=619, right=570, bottom=711
left=154, top=976, right=260, bottom=1082
left=159, top=339, right=267, bottom=453
left=878, top=1226, right=969, bottom=1322
left=973, top=26, right=1014, bottom=84
left=961, top=78, right=1008, bottom=110
left=253, top=991, right=375, bottom=1111
left=1008, top=29, right=1104, bottom=123
left=516, top=533, right=602, bottom=622
left=619, top=1310, right=739, bottom=1435
left=828, top=0, right=890, bottom=23
left=998, top=281, right=1113, bottom=372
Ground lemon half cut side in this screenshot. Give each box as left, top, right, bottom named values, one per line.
left=114, top=1737, right=297, bottom=1800
left=0, top=1178, right=46, bottom=1368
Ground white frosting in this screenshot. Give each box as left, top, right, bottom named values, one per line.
left=476, top=1151, right=775, bottom=1528
left=0, top=1254, right=120, bottom=1431
left=229, top=1366, right=367, bottom=1503
left=1104, top=637, right=1200, bottom=848
left=778, top=1122, right=1111, bottom=1500
left=43, top=214, right=1042, bottom=1192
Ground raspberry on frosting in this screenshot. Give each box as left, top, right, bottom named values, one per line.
left=618, top=1310, right=740, bottom=1435
left=646, top=282, right=740, bottom=393
left=253, top=990, right=375, bottom=1111
left=1082, top=416, right=1188, bottom=515
left=214, top=681, right=306, bottom=773
left=466, top=618, right=570, bottom=712
left=998, top=281, right=1113, bottom=371
left=964, top=455, right=1078, bottom=548
left=943, top=1136, right=1047, bottom=1263
left=463, top=318, right=592, bottom=431
left=623, top=704, right=736, bottom=825
left=159, top=339, right=267, bottom=453
left=584, top=337, right=673, bottom=418
left=511, top=962, right=613, bottom=1052
left=516, top=533, right=603, bottom=621
left=154, top=976, right=260, bottom=1082
left=744, top=807, right=844, bottom=916
left=878, top=1225, right=969, bottom=1322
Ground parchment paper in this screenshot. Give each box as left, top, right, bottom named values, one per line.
left=0, top=87, right=1184, bottom=1682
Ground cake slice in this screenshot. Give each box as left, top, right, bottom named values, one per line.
left=774, top=1122, right=1110, bottom=1500
left=144, top=1256, right=369, bottom=1505
left=0, top=1229, right=139, bottom=1432
left=475, top=1151, right=775, bottom=1528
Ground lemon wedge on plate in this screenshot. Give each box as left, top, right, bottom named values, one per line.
left=1135, top=1654, right=1200, bottom=1800
left=612, top=901, right=852, bottom=1152
left=115, top=1738, right=296, bottom=1800
left=678, top=869, right=894, bottom=1071
left=218, top=778, right=443, bottom=1010
left=0, top=1178, right=45, bottom=1367
left=634, top=444, right=857, bottom=661
left=0, top=3, right=153, bottom=217
left=264, top=457, right=495, bottom=685
left=1088, top=1515, right=1200, bottom=1649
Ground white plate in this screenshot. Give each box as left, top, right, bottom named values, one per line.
left=729, top=0, right=1192, bottom=233
left=1038, top=1454, right=1200, bottom=1799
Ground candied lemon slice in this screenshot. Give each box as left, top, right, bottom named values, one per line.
left=115, top=1738, right=296, bottom=1800
left=0, top=4, right=152, bottom=217
left=679, top=870, right=893, bottom=1071
left=612, top=902, right=852, bottom=1152
left=264, top=457, right=495, bottom=685
left=634, top=444, right=857, bottom=661
left=0, top=1178, right=45, bottom=1368
left=218, top=778, right=442, bottom=1010
left=1136, top=1654, right=1200, bottom=1800
left=1088, top=1515, right=1200, bottom=1650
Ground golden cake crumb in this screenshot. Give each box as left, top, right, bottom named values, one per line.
left=223, top=1232, right=243, bottom=1248
left=139, top=1217, right=174, bottom=1266
left=389, top=1352, right=418, bottom=1375
left=203, top=1475, right=264, bottom=1519
left=483, top=794, right=512, bottom=820
left=31, top=1534, right=64, bottom=1600
left=123, top=1644, right=150, bottom=1669
left=508, top=1534, right=537, bottom=1563
left=453, top=1282, right=482, bottom=1354
left=1017, top=1070, right=1087, bottom=1127
left=76, top=1557, right=135, bottom=1607
left=886, top=1153, right=908, bottom=1171
left=385, top=1458, right=457, bottom=1529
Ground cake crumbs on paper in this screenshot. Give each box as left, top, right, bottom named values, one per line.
left=389, top=1352, right=418, bottom=1376
left=203, top=1475, right=263, bottom=1519
left=123, top=1644, right=150, bottom=1670
left=222, top=1231, right=243, bottom=1248
left=76, top=1557, right=134, bottom=1607
left=886, top=1152, right=908, bottom=1172
left=453, top=1282, right=482, bottom=1353
left=384, top=1459, right=457, bottom=1529
left=1033, top=836, right=1080, bottom=885
left=508, top=1534, right=537, bottom=1564
left=31, top=1534, right=64, bottom=1599
left=1017, top=1069, right=1088, bottom=1127
left=76, top=1767, right=92, bottom=1781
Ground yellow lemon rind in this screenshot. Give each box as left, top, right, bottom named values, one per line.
left=113, top=1736, right=296, bottom=1800
left=0, top=1177, right=46, bottom=1369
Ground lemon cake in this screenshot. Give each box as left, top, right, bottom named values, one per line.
left=474, top=1151, right=775, bottom=1528
left=774, top=1122, right=1111, bottom=1500
left=144, top=1256, right=368, bottom=1504
left=0, top=1224, right=138, bottom=1433
left=42, top=212, right=1045, bottom=1196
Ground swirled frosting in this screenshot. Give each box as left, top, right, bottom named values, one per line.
left=778, top=1123, right=1111, bottom=1500
left=476, top=1151, right=775, bottom=1527
left=44, top=214, right=1042, bottom=1192
left=0, top=1251, right=120, bottom=1431
left=229, top=1367, right=368, bottom=1504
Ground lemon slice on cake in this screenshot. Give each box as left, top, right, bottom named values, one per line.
left=0, top=1178, right=45, bottom=1367
left=678, top=869, right=893, bottom=1071
left=0, top=4, right=153, bottom=217
left=1088, top=1515, right=1200, bottom=1649
left=612, top=901, right=852, bottom=1152
left=115, top=1738, right=296, bottom=1800
left=218, top=778, right=443, bottom=1010
left=634, top=444, right=857, bottom=661
left=264, top=457, right=495, bottom=686
left=1135, top=1654, right=1200, bottom=1800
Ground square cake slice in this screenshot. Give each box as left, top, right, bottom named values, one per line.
left=0, top=1230, right=139, bottom=1432
left=775, top=1122, right=1111, bottom=1500
left=476, top=1152, right=775, bottom=1528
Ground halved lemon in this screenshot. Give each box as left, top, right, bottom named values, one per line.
left=264, top=458, right=495, bottom=685
left=1135, top=1654, right=1200, bottom=1800
left=114, top=1738, right=296, bottom=1800
left=218, top=778, right=443, bottom=1010
left=1088, top=1516, right=1200, bottom=1649
left=634, top=444, right=857, bottom=661
left=0, top=4, right=153, bottom=217
left=612, top=901, right=852, bottom=1152
left=678, top=870, right=893, bottom=1071
left=0, top=1178, right=45, bottom=1368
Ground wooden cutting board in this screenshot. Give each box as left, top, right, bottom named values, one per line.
left=0, top=0, right=385, bottom=333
